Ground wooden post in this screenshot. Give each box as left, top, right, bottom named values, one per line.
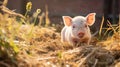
left=112, top=0, right=119, bottom=24
left=103, top=0, right=112, bottom=27
left=21, top=0, right=28, bottom=15
left=104, top=0, right=119, bottom=26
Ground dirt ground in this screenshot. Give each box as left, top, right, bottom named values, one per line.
left=10, top=25, right=119, bottom=67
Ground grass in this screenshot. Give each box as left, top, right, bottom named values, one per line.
left=0, top=1, right=120, bottom=67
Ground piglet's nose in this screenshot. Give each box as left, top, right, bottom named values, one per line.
left=78, top=32, right=84, bottom=38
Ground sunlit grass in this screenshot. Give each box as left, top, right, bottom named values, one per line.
left=99, top=16, right=119, bottom=39
left=98, top=14, right=120, bottom=51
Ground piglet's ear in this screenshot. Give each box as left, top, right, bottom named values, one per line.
left=62, top=16, right=72, bottom=26
left=86, top=13, right=96, bottom=26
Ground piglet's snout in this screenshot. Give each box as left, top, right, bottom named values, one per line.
left=78, top=32, right=84, bottom=38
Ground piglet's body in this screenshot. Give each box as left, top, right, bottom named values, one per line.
left=61, top=13, right=96, bottom=45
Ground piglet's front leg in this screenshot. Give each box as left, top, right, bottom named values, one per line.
left=72, top=37, right=90, bottom=45
left=80, top=37, right=90, bottom=45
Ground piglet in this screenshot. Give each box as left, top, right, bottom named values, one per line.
left=61, top=13, right=96, bottom=45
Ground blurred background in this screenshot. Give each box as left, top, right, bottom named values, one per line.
left=1, top=0, right=120, bottom=30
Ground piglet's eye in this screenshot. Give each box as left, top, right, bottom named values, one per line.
left=73, top=25, right=75, bottom=28
left=85, top=25, right=87, bottom=27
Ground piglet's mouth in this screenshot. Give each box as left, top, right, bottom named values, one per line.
left=78, top=33, right=84, bottom=38
left=78, top=35, right=84, bottom=38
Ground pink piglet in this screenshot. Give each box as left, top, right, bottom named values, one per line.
left=61, top=13, right=96, bottom=45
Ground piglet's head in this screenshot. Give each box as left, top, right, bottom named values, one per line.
left=62, top=13, right=96, bottom=39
